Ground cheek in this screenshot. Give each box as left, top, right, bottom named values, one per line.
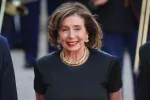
left=78, top=34, right=86, bottom=41
left=59, top=37, right=67, bottom=45
left=58, top=33, right=67, bottom=41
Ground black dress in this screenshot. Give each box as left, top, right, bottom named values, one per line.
left=34, top=48, right=122, bottom=100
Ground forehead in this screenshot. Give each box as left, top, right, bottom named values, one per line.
left=61, top=14, right=85, bottom=26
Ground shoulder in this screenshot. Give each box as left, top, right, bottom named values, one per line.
left=89, top=48, right=120, bottom=79
left=0, top=35, right=9, bottom=54
left=90, top=48, right=119, bottom=67
left=90, top=48, right=119, bottom=61
left=34, top=50, right=60, bottom=74
left=139, top=42, right=150, bottom=53
left=0, top=35, right=7, bottom=41
left=139, top=42, right=150, bottom=56
left=0, top=35, right=8, bottom=48
left=36, top=50, right=60, bottom=66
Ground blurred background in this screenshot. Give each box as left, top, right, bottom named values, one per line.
left=1, top=0, right=150, bottom=100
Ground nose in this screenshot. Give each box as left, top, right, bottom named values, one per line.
left=68, top=30, right=75, bottom=39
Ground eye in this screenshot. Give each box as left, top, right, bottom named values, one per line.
left=61, top=28, right=68, bottom=32
left=74, top=27, right=81, bottom=31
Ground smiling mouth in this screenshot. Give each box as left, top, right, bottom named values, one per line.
left=67, top=41, right=78, bottom=46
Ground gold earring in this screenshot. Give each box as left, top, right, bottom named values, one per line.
left=57, top=37, right=60, bottom=43
left=85, top=36, right=89, bottom=42
left=57, top=37, right=61, bottom=49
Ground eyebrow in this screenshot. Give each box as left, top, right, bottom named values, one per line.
left=61, top=25, right=82, bottom=28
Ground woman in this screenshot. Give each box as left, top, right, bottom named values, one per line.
left=34, top=2, right=122, bottom=100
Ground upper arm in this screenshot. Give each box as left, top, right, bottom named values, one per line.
left=108, top=58, right=122, bottom=93
left=34, top=61, right=46, bottom=95
left=108, top=58, right=122, bottom=100
left=109, top=89, right=122, bottom=100
left=35, top=92, right=45, bottom=100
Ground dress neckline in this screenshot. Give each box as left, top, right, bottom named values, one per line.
left=58, top=48, right=92, bottom=70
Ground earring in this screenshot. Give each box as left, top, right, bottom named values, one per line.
left=85, top=35, right=89, bottom=42
left=57, top=44, right=61, bottom=49
left=57, top=37, right=60, bottom=43
left=57, top=37, right=61, bottom=49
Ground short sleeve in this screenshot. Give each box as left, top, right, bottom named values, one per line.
left=34, top=61, right=46, bottom=94
left=108, top=58, right=122, bottom=93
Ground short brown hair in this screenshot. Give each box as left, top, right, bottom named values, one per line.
left=48, top=2, right=103, bottom=49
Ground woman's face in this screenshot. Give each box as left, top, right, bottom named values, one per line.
left=58, top=14, right=88, bottom=52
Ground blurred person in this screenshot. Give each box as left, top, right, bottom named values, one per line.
left=92, top=0, right=150, bottom=70
left=20, top=0, right=41, bottom=68
left=34, top=2, right=122, bottom=100
left=136, top=42, right=150, bottom=100
left=92, top=0, right=136, bottom=68
left=0, top=35, right=18, bottom=100
left=1, top=15, right=16, bottom=48
left=130, top=0, right=150, bottom=38
left=1, top=0, right=17, bottom=49
left=1, top=0, right=41, bottom=68
left=91, top=0, right=150, bottom=95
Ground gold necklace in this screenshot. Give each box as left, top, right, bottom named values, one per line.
left=60, top=47, right=88, bottom=66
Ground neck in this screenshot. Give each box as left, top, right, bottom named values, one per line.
left=63, top=47, right=85, bottom=62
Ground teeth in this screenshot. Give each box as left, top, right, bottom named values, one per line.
left=68, top=42, right=77, bottom=45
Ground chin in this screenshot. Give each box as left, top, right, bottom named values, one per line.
left=64, top=46, right=81, bottom=52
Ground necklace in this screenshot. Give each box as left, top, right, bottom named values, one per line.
left=60, top=47, right=88, bottom=66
